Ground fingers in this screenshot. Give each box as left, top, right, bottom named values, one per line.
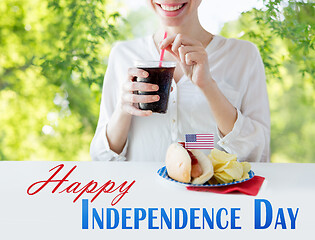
left=128, top=67, right=149, bottom=80
left=123, top=93, right=160, bottom=104
left=178, top=46, right=207, bottom=65
left=123, top=81, right=159, bottom=92
left=164, top=45, right=181, bottom=62
left=170, top=34, right=196, bottom=56
left=122, top=67, right=160, bottom=117
left=159, top=34, right=177, bottom=50
left=160, top=34, right=205, bottom=69
left=185, top=51, right=208, bottom=65
left=160, top=34, right=200, bottom=50
left=122, top=104, right=153, bottom=117
left=158, top=34, right=211, bottom=86
left=178, top=46, right=199, bottom=63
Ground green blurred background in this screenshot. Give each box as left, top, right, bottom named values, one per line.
left=0, top=0, right=314, bottom=162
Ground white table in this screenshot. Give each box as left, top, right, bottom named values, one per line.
left=0, top=161, right=314, bottom=240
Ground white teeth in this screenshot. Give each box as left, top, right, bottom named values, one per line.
left=160, top=4, right=184, bottom=12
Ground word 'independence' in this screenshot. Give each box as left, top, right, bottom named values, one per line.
left=82, top=199, right=299, bottom=230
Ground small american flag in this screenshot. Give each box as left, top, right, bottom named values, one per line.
left=185, top=134, right=214, bottom=149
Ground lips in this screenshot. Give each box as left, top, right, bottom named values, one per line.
left=155, top=2, right=187, bottom=17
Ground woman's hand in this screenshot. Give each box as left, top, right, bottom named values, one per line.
left=106, top=68, right=160, bottom=154
left=119, top=67, right=160, bottom=117
left=160, top=34, right=213, bottom=88
left=160, top=34, right=237, bottom=136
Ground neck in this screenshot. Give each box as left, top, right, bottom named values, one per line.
left=154, top=14, right=212, bottom=47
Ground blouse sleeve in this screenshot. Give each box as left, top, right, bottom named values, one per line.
left=217, top=45, right=271, bottom=162
left=90, top=43, right=128, bottom=161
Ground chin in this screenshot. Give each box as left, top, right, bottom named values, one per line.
left=160, top=17, right=185, bottom=27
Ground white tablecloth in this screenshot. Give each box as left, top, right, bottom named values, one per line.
left=0, top=161, right=314, bottom=239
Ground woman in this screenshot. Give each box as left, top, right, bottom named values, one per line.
left=90, top=0, right=270, bottom=162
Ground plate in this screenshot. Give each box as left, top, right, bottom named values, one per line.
left=157, top=166, right=255, bottom=187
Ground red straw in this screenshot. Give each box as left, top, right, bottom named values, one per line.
left=159, top=31, right=168, bottom=67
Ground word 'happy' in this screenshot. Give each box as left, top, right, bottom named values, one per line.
left=27, top=164, right=135, bottom=206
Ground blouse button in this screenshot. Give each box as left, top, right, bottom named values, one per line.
left=172, top=119, right=176, bottom=123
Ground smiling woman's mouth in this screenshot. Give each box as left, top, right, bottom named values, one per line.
left=157, top=3, right=187, bottom=12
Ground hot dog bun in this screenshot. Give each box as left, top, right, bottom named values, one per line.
left=165, top=143, right=191, bottom=183
left=190, top=149, right=214, bottom=184
left=165, top=143, right=214, bottom=184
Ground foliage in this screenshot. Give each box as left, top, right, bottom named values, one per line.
left=260, top=0, right=314, bottom=80
left=0, top=0, right=126, bottom=160
left=122, top=6, right=159, bottom=38
left=220, top=0, right=314, bottom=162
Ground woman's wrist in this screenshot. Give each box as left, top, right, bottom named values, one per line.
left=106, top=104, right=133, bottom=154
left=117, top=104, right=132, bottom=118
left=197, top=76, right=216, bottom=94
left=197, top=76, right=237, bottom=136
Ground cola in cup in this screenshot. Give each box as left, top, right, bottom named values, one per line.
left=135, top=60, right=176, bottom=114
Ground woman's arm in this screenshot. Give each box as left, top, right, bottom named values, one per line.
left=160, top=34, right=237, bottom=136
left=217, top=48, right=270, bottom=162
left=160, top=34, right=270, bottom=161
left=90, top=44, right=160, bottom=160
left=105, top=109, right=132, bottom=155
left=198, top=79, right=237, bottom=137
left=106, top=68, right=160, bottom=154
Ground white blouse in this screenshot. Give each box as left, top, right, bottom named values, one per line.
left=90, top=35, right=270, bottom=162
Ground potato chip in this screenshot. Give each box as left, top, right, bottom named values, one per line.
left=208, top=177, right=219, bottom=185
left=210, top=148, right=237, bottom=163
left=240, top=162, right=251, bottom=180
left=241, top=162, right=251, bottom=173
left=222, top=160, right=243, bottom=180
left=214, top=171, right=234, bottom=184
left=207, top=149, right=251, bottom=184
left=240, top=172, right=249, bottom=180
left=213, top=160, right=230, bottom=172
left=209, top=148, right=237, bottom=171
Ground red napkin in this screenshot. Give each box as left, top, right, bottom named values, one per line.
left=186, top=176, right=265, bottom=196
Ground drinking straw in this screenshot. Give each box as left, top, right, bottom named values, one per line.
left=159, top=31, right=168, bottom=67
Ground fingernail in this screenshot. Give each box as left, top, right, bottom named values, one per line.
left=153, top=96, right=159, bottom=101
left=142, top=72, right=148, bottom=77
left=152, top=85, right=159, bottom=90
